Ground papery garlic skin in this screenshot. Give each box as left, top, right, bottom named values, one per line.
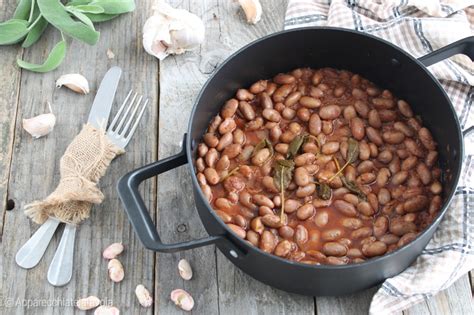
left=56, top=74, right=90, bottom=94
left=143, top=1, right=205, bottom=60
left=22, top=103, right=56, bottom=138
left=238, top=0, right=262, bottom=24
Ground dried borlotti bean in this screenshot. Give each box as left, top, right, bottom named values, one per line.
left=178, top=259, right=193, bottom=280
left=171, top=289, right=195, bottom=311
left=103, top=243, right=124, bottom=260
left=108, top=259, right=125, bottom=283
left=94, top=305, right=120, bottom=315
left=76, top=296, right=101, bottom=311
left=135, top=284, right=153, bottom=308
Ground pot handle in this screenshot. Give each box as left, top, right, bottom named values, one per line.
left=117, top=135, right=223, bottom=253
left=418, top=36, right=474, bottom=67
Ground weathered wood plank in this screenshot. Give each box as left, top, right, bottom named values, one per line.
left=316, top=286, right=381, bottom=315
left=0, top=2, right=158, bottom=314
left=0, top=0, right=23, bottom=236
left=403, top=274, right=474, bottom=315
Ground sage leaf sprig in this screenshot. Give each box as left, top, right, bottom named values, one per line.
left=327, top=138, right=359, bottom=182
left=317, top=183, right=331, bottom=200
left=341, top=176, right=367, bottom=201
left=273, top=159, right=295, bottom=221
left=287, top=134, right=308, bottom=159
left=17, top=38, right=66, bottom=72
left=1, top=0, right=135, bottom=72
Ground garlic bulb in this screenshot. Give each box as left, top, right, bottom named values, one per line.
left=143, top=1, right=205, bottom=60
left=238, top=0, right=262, bottom=24
left=22, top=103, right=56, bottom=138
left=56, top=74, right=90, bottom=94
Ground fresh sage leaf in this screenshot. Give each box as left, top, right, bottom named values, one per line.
left=273, top=160, right=294, bottom=191
left=67, top=0, right=93, bottom=5
left=0, top=19, right=29, bottom=45
left=89, top=0, right=135, bottom=14
left=287, top=134, right=307, bottom=159
left=317, top=183, right=331, bottom=200
left=22, top=15, right=48, bottom=47
left=66, top=6, right=95, bottom=29
left=37, top=0, right=99, bottom=45
left=346, top=138, right=359, bottom=164
left=17, top=39, right=66, bottom=72
left=13, top=0, right=33, bottom=20
left=341, top=176, right=367, bottom=201
left=84, top=12, right=117, bottom=22
left=70, top=4, right=105, bottom=14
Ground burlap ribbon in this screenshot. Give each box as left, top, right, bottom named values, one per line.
left=25, top=124, right=125, bottom=225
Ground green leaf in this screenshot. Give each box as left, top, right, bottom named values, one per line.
left=287, top=134, right=307, bottom=159
left=273, top=160, right=294, bottom=191
left=84, top=12, right=117, bottom=22
left=66, top=6, right=95, bottom=29
left=70, top=4, right=104, bottom=14
left=341, top=176, right=367, bottom=201
left=317, top=183, right=331, bottom=200
left=67, top=0, right=93, bottom=4
left=346, top=138, right=359, bottom=164
left=13, top=0, right=33, bottom=20
left=22, top=15, right=48, bottom=47
left=277, top=159, right=295, bottom=168
left=0, top=19, right=29, bottom=45
left=37, top=0, right=99, bottom=45
left=89, top=0, right=135, bottom=14
left=17, top=39, right=66, bottom=72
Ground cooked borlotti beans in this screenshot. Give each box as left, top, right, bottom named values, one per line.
left=195, top=67, right=443, bottom=265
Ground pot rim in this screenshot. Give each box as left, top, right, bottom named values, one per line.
left=186, top=26, right=464, bottom=270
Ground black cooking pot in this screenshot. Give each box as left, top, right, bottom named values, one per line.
left=118, top=28, right=474, bottom=296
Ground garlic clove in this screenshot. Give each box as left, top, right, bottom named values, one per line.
left=238, top=0, right=262, bottom=24
left=56, top=73, right=90, bottom=94
left=135, top=284, right=153, bottom=308
left=76, top=296, right=101, bottom=310
left=170, top=289, right=194, bottom=311
left=94, top=306, right=120, bottom=315
left=178, top=259, right=193, bottom=280
left=143, top=1, right=205, bottom=60
left=107, top=259, right=124, bottom=283
left=22, top=103, right=56, bottom=138
left=103, top=242, right=124, bottom=260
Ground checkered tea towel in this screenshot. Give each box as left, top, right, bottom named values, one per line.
left=284, top=1, right=474, bottom=314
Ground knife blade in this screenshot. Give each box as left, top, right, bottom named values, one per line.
left=87, top=66, right=122, bottom=128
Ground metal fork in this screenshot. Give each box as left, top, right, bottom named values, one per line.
left=47, top=91, right=149, bottom=286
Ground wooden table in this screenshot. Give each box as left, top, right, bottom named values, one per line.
left=1, top=1, right=472, bottom=314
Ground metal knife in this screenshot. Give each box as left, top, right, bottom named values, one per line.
left=15, top=67, right=122, bottom=284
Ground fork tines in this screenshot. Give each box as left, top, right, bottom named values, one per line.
left=107, top=89, right=149, bottom=148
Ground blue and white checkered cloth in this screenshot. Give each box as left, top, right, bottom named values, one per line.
left=284, top=1, right=474, bottom=313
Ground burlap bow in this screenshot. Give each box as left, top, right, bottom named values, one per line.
left=25, top=124, right=124, bottom=225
